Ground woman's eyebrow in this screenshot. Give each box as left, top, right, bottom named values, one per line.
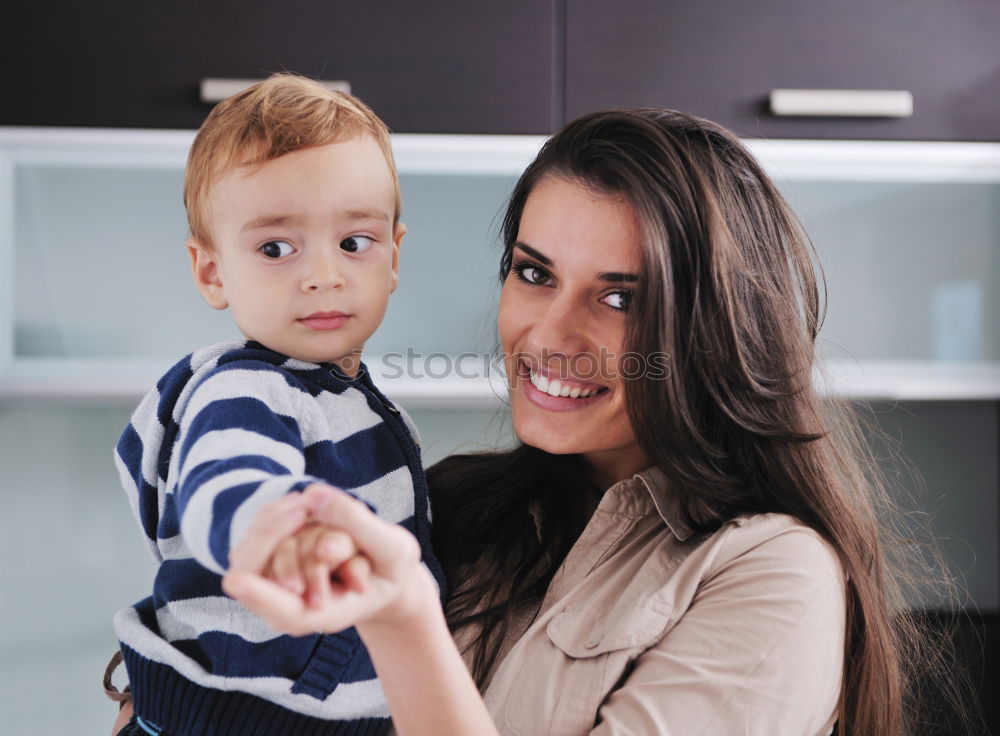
left=515, top=242, right=637, bottom=282
left=598, top=271, right=638, bottom=283
left=513, top=242, right=552, bottom=265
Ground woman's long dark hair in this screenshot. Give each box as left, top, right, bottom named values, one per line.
left=428, top=109, right=976, bottom=735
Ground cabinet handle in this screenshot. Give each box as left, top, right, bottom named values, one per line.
left=200, top=78, right=352, bottom=104
left=769, top=89, right=913, bottom=118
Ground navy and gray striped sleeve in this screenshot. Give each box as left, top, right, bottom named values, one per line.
left=173, top=361, right=321, bottom=574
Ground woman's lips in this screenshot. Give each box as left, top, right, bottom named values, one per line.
left=516, top=358, right=609, bottom=411
left=522, top=378, right=608, bottom=411
left=299, top=312, right=350, bottom=330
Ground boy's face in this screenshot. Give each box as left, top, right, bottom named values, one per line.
left=189, top=136, right=403, bottom=374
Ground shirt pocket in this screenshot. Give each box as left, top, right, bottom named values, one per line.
left=502, top=598, right=671, bottom=736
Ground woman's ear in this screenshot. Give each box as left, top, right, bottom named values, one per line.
left=187, top=238, right=229, bottom=310
left=389, top=222, right=406, bottom=294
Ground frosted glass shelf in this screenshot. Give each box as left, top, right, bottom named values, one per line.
left=5, top=126, right=1000, bottom=179
left=2, top=357, right=998, bottom=405
left=2, top=127, right=1000, bottom=405
left=747, top=139, right=1000, bottom=183
left=0, top=356, right=507, bottom=408
left=817, top=360, right=1000, bottom=401
left=0, top=127, right=547, bottom=175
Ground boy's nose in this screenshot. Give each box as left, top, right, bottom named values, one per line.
left=301, top=254, right=346, bottom=292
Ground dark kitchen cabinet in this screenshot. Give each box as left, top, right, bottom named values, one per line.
left=564, top=0, right=1000, bottom=141
left=2, top=0, right=554, bottom=133
left=10, top=0, right=1000, bottom=140
left=866, top=401, right=1000, bottom=612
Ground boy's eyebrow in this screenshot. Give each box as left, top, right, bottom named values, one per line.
left=241, top=215, right=295, bottom=232
left=513, top=242, right=638, bottom=283
left=344, top=209, right=392, bottom=223
left=240, top=211, right=391, bottom=233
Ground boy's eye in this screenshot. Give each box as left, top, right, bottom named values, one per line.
left=259, top=240, right=294, bottom=259
left=601, top=291, right=631, bottom=312
left=341, top=235, right=374, bottom=253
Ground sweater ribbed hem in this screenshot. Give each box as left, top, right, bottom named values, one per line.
left=121, top=646, right=390, bottom=736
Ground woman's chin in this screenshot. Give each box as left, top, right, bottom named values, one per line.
left=518, top=436, right=582, bottom=456
left=512, top=415, right=585, bottom=455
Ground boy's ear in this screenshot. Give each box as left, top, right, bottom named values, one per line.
left=187, top=238, right=229, bottom=310
left=389, top=222, right=406, bottom=294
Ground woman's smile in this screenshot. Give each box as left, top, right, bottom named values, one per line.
left=517, top=358, right=609, bottom=410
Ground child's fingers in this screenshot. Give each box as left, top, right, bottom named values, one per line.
left=229, top=493, right=311, bottom=574
left=269, top=537, right=305, bottom=594
left=313, top=529, right=358, bottom=571
left=311, top=491, right=420, bottom=575
left=296, top=526, right=356, bottom=607
left=304, top=557, right=332, bottom=609
left=337, top=554, right=372, bottom=594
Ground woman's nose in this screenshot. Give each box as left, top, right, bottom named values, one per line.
left=301, top=250, right=346, bottom=292
left=524, top=292, right=592, bottom=358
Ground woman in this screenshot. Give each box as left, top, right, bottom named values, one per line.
left=225, top=108, right=966, bottom=735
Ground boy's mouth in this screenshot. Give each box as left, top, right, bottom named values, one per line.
left=299, top=311, right=351, bottom=330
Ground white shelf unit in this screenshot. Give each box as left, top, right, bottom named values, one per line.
left=1, top=127, right=998, bottom=405
left=0, top=355, right=507, bottom=408
left=4, top=356, right=1000, bottom=406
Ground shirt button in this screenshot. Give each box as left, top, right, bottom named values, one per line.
left=585, top=637, right=601, bottom=649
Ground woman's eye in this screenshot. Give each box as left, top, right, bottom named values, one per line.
left=341, top=235, right=374, bottom=253
left=512, top=262, right=551, bottom=286
left=601, top=291, right=631, bottom=311
left=259, top=240, right=294, bottom=259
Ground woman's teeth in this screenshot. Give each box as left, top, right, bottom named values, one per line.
left=528, top=370, right=598, bottom=398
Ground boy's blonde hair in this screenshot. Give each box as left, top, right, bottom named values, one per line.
left=184, top=73, right=400, bottom=244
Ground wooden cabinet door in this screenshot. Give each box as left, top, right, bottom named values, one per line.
left=3, top=0, right=554, bottom=134
left=564, top=0, right=1000, bottom=140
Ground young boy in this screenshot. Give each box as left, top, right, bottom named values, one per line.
left=109, top=74, right=444, bottom=736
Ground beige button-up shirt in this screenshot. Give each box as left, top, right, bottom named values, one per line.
left=467, top=467, right=845, bottom=736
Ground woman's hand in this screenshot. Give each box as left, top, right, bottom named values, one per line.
left=222, top=484, right=432, bottom=636
left=224, top=484, right=498, bottom=736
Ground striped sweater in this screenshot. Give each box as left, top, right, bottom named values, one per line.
left=113, top=340, right=444, bottom=736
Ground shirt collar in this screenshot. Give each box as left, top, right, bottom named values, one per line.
left=632, top=466, right=694, bottom=542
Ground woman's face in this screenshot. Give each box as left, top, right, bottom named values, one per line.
left=499, top=175, right=650, bottom=488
